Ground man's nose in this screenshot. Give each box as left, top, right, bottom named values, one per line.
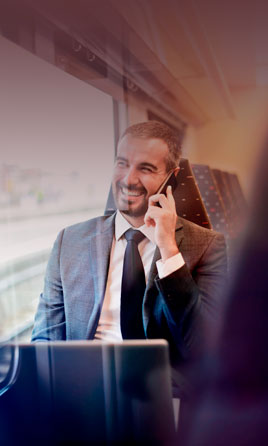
left=122, top=167, right=139, bottom=185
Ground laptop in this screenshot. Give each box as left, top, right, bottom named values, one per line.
left=0, top=340, right=176, bottom=445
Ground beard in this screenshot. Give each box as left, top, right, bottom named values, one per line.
left=120, top=199, right=149, bottom=217
left=112, top=182, right=149, bottom=218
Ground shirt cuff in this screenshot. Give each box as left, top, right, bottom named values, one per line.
left=156, top=253, right=185, bottom=279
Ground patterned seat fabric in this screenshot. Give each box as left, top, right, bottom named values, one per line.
left=191, top=164, right=228, bottom=236
left=105, top=158, right=212, bottom=230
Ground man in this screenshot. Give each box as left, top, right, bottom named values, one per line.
left=32, top=121, right=227, bottom=370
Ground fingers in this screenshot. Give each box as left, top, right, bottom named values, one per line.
left=148, top=186, right=176, bottom=210
left=166, top=185, right=176, bottom=208
left=144, top=205, right=162, bottom=224
left=144, top=215, right=156, bottom=227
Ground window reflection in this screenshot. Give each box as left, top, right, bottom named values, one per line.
left=0, top=36, right=114, bottom=342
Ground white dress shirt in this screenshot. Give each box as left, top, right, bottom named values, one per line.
left=94, top=211, right=185, bottom=341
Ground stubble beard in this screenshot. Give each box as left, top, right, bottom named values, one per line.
left=120, top=199, right=148, bottom=218
left=113, top=183, right=149, bottom=218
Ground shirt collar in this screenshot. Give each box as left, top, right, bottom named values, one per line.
left=115, top=211, right=155, bottom=244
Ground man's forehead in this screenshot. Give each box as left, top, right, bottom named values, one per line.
left=117, top=134, right=169, bottom=158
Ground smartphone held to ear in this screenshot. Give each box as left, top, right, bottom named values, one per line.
left=157, top=171, right=178, bottom=195
left=155, top=171, right=178, bottom=207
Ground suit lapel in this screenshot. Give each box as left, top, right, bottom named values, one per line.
left=174, top=216, right=184, bottom=250
left=85, top=214, right=115, bottom=337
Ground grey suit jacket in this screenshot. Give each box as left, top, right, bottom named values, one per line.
left=32, top=213, right=227, bottom=363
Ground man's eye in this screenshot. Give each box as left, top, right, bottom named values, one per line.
left=116, top=161, right=127, bottom=168
left=140, top=167, right=153, bottom=173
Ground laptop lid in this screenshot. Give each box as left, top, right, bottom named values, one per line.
left=0, top=340, right=175, bottom=445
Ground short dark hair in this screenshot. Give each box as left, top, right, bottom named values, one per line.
left=120, top=120, right=182, bottom=171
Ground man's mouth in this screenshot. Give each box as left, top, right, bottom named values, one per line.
left=115, top=183, right=148, bottom=216
left=119, top=185, right=145, bottom=198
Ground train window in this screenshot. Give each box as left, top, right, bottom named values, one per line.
left=0, top=35, right=115, bottom=342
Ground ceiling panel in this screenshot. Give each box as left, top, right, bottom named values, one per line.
left=179, top=77, right=230, bottom=120
left=195, top=0, right=257, bottom=88
left=2, top=0, right=268, bottom=125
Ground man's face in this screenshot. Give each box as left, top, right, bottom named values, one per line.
left=112, top=134, right=170, bottom=225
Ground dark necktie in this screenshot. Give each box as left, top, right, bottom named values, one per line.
left=120, top=229, right=146, bottom=339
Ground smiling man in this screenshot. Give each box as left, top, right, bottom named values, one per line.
left=32, top=121, right=227, bottom=376
left=113, top=134, right=175, bottom=221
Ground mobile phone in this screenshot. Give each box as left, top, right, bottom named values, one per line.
left=156, top=170, right=178, bottom=195
left=155, top=170, right=178, bottom=206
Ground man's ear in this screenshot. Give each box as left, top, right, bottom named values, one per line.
left=174, top=167, right=180, bottom=177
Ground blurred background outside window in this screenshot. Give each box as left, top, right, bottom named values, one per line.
left=0, top=36, right=115, bottom=342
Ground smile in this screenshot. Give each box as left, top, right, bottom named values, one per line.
left=120, top=186, right=144, bottom=197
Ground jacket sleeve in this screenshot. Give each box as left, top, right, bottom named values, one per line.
left=152, top=232, right=227, bottom=361
left=31, top=230, right=66, bottom=342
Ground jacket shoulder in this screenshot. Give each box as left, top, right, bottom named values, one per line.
left=179, top=216, right=224, bottom=242
left=61, top=213, right=115, bottom=239
left=178, top=217, right=227, bottom=271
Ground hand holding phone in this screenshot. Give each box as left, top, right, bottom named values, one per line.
left=155, top=170, right=178, bottom=206
left=144, top=169, right=179, bottom=261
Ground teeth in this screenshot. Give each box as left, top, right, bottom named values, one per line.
left=121, top=186, right=142, bottom=197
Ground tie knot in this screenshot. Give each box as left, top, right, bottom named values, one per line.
left=124, top=229, right=145, bottom=245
